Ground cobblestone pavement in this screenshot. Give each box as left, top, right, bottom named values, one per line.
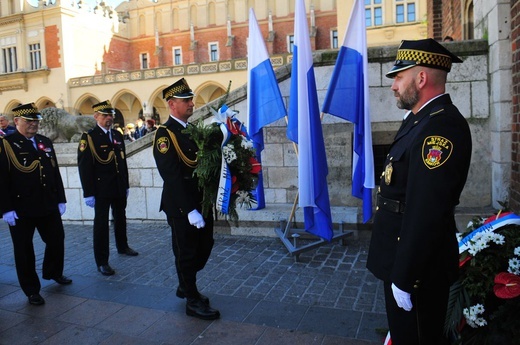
left=0, top=221, right=387, bottom=345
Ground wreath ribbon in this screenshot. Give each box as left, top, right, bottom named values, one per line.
left=215, top=122, right=232, bottom=214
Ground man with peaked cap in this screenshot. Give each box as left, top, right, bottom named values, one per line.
left=77, top=100, right=138, bottom=277
left=366, top=39, right=472, bottom=344
left=0, top=103, right=71, bottom=306
left=153, top=78, right=220, bottom=320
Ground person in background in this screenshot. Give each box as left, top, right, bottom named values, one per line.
left=145, top=119, right=156, bottom=134
left=125, top=123, right=136, bottom=142
left=77, top=100, right=138, bottom=277
left=0, top=114, right=16, bottom=137
left=0, top=103, right=71, bottom=306
left=153, top=78, right=220, bottom=320
left=134, top=117, right=147, bottom=139
left=366, top=39, right=472, bottom=345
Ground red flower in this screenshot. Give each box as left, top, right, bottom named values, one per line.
left=249, top=157, right=261, bottom=174
left=493, top=272, right=520, bottom=299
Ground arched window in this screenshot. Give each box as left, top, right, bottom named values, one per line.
left=463, top=0, right=474, bottom=40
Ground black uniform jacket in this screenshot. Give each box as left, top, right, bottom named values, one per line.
left=0, top=131, right=66, bottom=217
left=77, top=126, right=129, bottom=198
left=367, top=94, right=472, bottom=292
left=153, top=116, right=202, bottom=218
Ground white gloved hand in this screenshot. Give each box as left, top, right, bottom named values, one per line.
left=391, top=283, right=413, bottom=311
left=3, top=211, right=19, bottom=226
left=188, top=209, right=205, bottom=229
left=85, top=196, right=95, bottom=208
left=58, top=203, right=66, bottom=216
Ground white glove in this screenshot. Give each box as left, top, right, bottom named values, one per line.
left=85, top=196, right=95, bottom=208
left=391, top=283, right=413, bottom=311
left=188, top=209, right=205, bottom=229
left=58, top=203, right=66, bottom=216
left=3, top=211, right=18, bottom=226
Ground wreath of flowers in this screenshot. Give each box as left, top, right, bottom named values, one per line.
left=445, top=207, right=520, bottom=344
left=183, top=105, right=260, bottom=223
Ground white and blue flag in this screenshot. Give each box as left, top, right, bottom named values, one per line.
left=287, top=0, right=333, bottom=241
left=247, top=8, right=287, bottom=210
left=322, top=0, right=375, bottom=223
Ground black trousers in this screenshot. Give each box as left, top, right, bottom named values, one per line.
left=9, top=210, right=65, bottom=296
left=93, top=196, right=128, bottom=266
left=383, top=279, right=451, bottom=345
left=167, top=214, right=214, bottom=299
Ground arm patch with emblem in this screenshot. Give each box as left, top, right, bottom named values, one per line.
left=156, top=136, right=170, bottom=154
left=422, top=136, right=453, bottom=169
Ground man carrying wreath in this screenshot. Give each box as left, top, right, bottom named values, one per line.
left=153, top=78, right=220, bottom=320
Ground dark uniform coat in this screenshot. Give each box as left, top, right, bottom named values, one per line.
left=77, top=125, right=129, bottom=198
left=367, top=94, right=471, bottom=290
left=366, top=94, right=472, bottom=344
left=0, top=131, right=67, bottom=296
left=152, top=115, right=213, bottom=299
left=153, top=117, right=202, bottom=218
left=0, top=131, right=66, bottom=216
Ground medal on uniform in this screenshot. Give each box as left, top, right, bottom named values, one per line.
left=384, top=162, right=393, bottom=185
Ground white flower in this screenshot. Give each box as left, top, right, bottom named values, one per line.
left=463, top=304, right=487, bottom=328
left=514, top=246, right=520, bottom=257
left=467, top=230, right=505, bottom=256
left=508, top=257, right=520, bottom=275
left=240, top=136, right=254, bottom=150
left=222, top=144, right=237, bottom=163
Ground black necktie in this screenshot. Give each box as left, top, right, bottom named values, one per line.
left=106, top=130, right=112, bottom=143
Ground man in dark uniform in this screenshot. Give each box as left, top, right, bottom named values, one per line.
left=366, top=39, right=472, bottom=344
left=0, top=103, right=72, bottom=306
left=153, top=78, right=220, bottom=320
left=77, top=100, right=138, bottom=276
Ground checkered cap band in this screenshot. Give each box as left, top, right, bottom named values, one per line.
left=93, top=101, right=115, bottom=114
left=163, top=78, right=194, bottom=99
left=13, top=104, right=40, bottom=118
left=396, top=49, right=452, bottom=71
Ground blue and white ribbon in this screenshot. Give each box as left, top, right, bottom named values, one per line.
left=212, top=105, right=234, bottom=214
left=458, top=213, right=520, bottom=254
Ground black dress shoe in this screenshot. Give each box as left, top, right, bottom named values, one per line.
left=53, top=275, right=73, bottom=285
left=28, top=294, right=45, bottom=306
left=186, top=298, right=220, bottom=320
left=117, top=247, right=139, bottom=256
left=176, top=286, right=210, bottom=305
left=98, top=264, right=115, bottom=276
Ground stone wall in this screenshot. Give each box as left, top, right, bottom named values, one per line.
left=57, top=40, right=492, bottom=229
left=511, top=0, right=520, bottom=211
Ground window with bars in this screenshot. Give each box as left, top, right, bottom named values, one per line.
left=29, top=43, right=42, bottom=70
left=287, top=35, right=294, bottom=53
left=365, top=0, right=383, bottom=27
left=331, top=30, right=338, bottom=49
left=140, top=52, right=148, bottom=69
left=173, top=47, right=182, bottom=65
left=209, top=42, right=219, bottom=62
left=2, top=46, right=18, bottom=73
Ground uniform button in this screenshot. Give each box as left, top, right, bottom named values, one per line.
left=397, top=237, right=400, bottom=241
left=376, top=206, right=379, bottom=211
left=413, top=284, right=419, bottom=289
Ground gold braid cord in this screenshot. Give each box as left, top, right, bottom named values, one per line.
left=87, top=134, right=115, bottom=164
left=3, top=140, right=40, bottom=173
left=167, top=128, right=197, bottom=168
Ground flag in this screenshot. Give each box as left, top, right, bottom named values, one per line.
left=247, top=8, right=287, bottom=210
left=286, top=0, right=333, bottom=242
left=321, top=0, right=375, bottom=223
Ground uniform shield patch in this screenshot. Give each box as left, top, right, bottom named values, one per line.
left=422, top=136, right=453, bottom=169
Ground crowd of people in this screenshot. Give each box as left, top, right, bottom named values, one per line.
left=0, top=39, right=472, bottom=341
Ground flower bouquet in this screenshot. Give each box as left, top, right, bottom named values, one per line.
left=445, top=208, right=520, bottom=344
left=184, top=105, right=260, bottom=222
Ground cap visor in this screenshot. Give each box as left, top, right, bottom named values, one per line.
left=20, top=115, right=42, bottom=121
left=385, top=64, right=417, bottom=78
left=173, top=92, right=195, bottom=99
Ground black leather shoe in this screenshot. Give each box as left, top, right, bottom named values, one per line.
left=176, top=286, right=210, bottom=305
left=186, top=298, right=220, bottom=320
left=117, top=247, right=139, bottom=256
left=53, top=275, right=73, bottom=285
left=28, top=294, right=45, bottom=305
left=98, top=264, right=115, bottom=276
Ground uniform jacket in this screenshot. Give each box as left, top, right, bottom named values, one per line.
left=0, top=131, right=66, bottom=217
left=367, top=94, right=472, bottom=292
left=153, top=116, right=202, bottom=218
left=77, top=125, right=129, bottom=198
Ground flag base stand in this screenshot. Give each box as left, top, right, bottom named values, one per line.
left=274, top=219, right=357, bottom=262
